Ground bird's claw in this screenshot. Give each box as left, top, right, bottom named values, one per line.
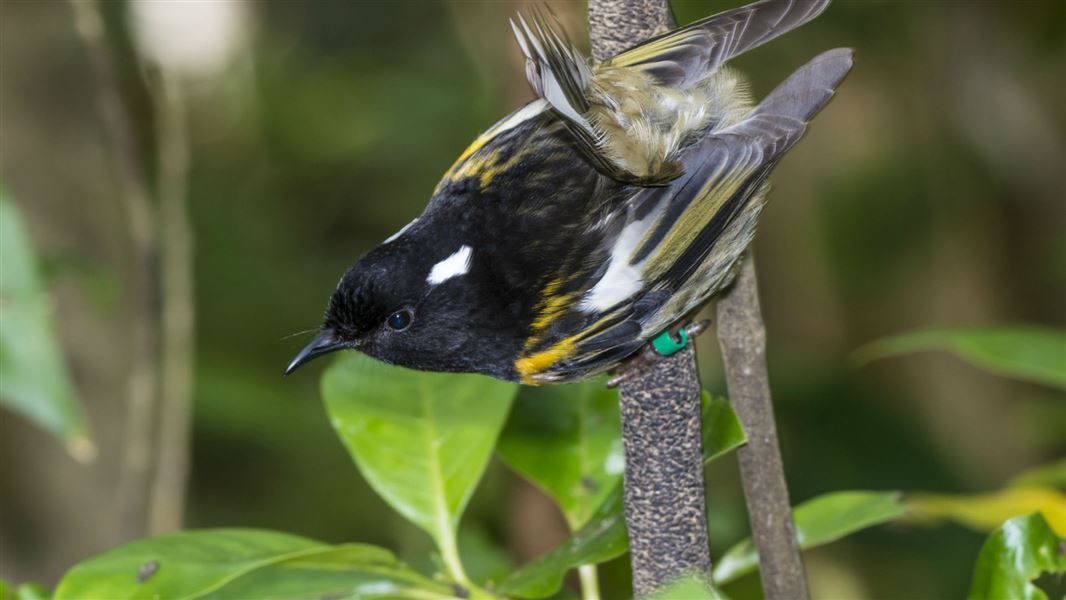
left=606, top=320, right=710, bottom=388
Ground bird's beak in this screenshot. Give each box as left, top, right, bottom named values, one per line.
left=285, top=328, right=345, bottom=376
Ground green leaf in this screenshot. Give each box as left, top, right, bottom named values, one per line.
left=699, top=393, right=747, bottom=463
left=54, top=530, right=321, bottom=598
left=202, top=544, right=454, bottom=600
left=713, top=491, right=907, bottom=585
left=648, top=575, right=727, bottom=600
left=498, top=396, right=746, bottom=598
left=497, top=378, right=622, bottom=528
left=969, top=513, right=1066, bottom=600
left=54, top=529, right=450, bottom=600
left=856, top=326, right=1066, bottom=390
left=0, top=194, right=93, bottom=461
left=908, top=487, right=1066, bottom=538
left=55, top=529, right=315, bottom=598
left=13, top=584, right=49, bottom=600
left=321, top=352, right=517, bottom=584
left=497, top=485, right=628, bottom=598
left=457, top=527, right=514, bottom=588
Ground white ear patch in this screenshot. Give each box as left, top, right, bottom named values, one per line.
left=427, top=245, right=472, bottom=285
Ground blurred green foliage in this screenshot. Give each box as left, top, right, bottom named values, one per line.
left=1011, top=458, right=1066, bottom=489
left=858, top=326, right=1066, bottom=390
left=0, top=192, right=92, bottom=461
left=713, top=491, right=907, bottom=586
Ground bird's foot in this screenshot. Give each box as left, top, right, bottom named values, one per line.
left=606, top=320, right=710, bottom=388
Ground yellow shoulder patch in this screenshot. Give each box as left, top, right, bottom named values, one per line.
left=515, top=337, right=576, bottom=385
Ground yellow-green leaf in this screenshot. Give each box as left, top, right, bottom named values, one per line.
left=908, top=487, right=1066, bottom=537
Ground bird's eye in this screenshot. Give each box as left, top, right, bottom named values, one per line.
left=386, top=309, right=413, bottom=331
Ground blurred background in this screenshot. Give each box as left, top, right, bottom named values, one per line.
left=1, top=0, right=1062, bottom=598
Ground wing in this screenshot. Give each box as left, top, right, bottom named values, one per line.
left=606, top=0, right=832, bottom=87
left=515, top=48, right=854, bottom=384
left=640, top=48, right=853, bottom=288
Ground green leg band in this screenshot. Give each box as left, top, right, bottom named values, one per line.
left=651, top=327, right=689, bottom=356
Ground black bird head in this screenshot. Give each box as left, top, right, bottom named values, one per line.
left=285, top=225, right=527, bottom=381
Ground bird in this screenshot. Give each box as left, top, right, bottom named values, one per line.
left=286, top=0, right=853, bottom=385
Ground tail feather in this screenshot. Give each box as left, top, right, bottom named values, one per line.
left=511, top=10, right=624, bottom=178
left=607, top=0, right=832, bottom=87
left=510, top=9, right=593, bottom=126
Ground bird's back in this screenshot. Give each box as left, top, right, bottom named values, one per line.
left=422, top=0, right=852, bottom=384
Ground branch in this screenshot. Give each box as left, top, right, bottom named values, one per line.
left=587, top=2, right=809, bottom=597
left=587, top=1, right=713, bottom=596
left=68, top=0, right=161, bottom=542
left=148, top=68, right=195, bottom=535
left=587, top=0, right=674, bottom=62
left=69, top=0, right=198, bottom=542
left=716, top=256, right=809, bottom=600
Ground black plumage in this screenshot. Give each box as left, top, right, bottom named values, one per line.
left=286, top=0, right=853, bottom=384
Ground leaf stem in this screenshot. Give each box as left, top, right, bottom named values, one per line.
left=578, top=564, right=602, bottom=600
left=420, top=384, right=472, bottom=589
left=436, top=529, right=472, bottom=590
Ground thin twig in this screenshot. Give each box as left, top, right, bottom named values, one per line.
left=716, top=256, right=809, bottom=600
left=148, top=67, right=195, bottom=535
left=68, top=0, right=161, bottom=542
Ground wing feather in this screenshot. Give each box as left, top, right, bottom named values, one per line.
left=641, top=48, right=853, bottom=288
